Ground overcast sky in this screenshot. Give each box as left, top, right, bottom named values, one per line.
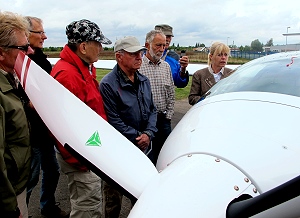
left=1, top=0, right=300, bottom=48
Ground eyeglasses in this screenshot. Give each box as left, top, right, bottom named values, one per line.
left=30, top=30, right=46, bottom=35
left=6, top=44, right=30, bottom=52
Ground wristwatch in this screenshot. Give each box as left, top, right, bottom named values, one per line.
left=142, top=130, right=152, bottom=140
left=180, top=69, right=188, bottom=77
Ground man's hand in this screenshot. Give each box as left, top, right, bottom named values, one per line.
left=179, top=55, right=189, bottom=68
left=28, top=101, right=34, bottom=109
left=179, top=55, right=189, bottom=77
left=136, top=133, right=150, bottom=151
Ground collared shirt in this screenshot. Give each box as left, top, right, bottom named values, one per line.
left=118, top=67, right=140, bottom=90
left=139, top=55, right=175, bottom=119
left=208, top=65, right=224, bottom=82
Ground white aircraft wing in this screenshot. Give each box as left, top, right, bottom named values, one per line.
left=15, top=52, right=158, bottom=199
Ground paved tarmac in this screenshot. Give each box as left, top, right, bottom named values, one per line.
left=28, top=98, right=192, bottom=218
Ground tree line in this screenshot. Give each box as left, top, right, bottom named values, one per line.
left=43, top=38, right=274, bottom=53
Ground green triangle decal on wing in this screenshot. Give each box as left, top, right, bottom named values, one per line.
left=85, top=131, right=102, bottom=147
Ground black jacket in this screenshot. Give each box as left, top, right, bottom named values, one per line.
left=26, top=49, right=54, bottom=146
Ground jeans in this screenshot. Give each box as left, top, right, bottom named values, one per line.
left=26, top=144, right=60, bottom=211
left=152, top=113, right=172, bottom=165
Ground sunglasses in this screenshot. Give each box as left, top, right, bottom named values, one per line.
left=7, top=44, right=30, bottom=52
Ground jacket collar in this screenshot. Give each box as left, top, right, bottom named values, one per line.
left=208, top=65, right=225, bottom=75
left=60, top=45, right=96, bottom=81
left=114, top=64, right=147, bottom=88
left=0, top=69, right=14, bottom=92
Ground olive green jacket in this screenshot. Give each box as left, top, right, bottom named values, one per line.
left=0, top=70, right=31, bottom=216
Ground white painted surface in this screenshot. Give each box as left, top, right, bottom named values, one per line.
left=15, top=52, right=158, bottom=199
left=17, top=51, right=300, bottom=217
left=158, top=91, right=300, bottom=191
left=129, top=154, right=259, bottom=218
left=156, top=91, right=300, bottom=217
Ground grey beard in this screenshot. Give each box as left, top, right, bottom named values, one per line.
left=149, top=48, right=162, bottom=62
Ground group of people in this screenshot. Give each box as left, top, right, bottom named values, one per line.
left=0, top=10, right=232, bottom=218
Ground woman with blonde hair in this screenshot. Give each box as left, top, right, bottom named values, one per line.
left=188, top=42, right=232, bottom=105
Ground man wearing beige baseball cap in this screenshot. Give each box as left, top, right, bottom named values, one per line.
left=99, top=36, right=157, bottom=217
left=155, top=24, right=190, bottom=88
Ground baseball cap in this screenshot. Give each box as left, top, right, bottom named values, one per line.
left=114, top=36, right=146, bottom=53
left=154, top=24, right=174, bottom=37
left=66, top=19, right=111, bottom=44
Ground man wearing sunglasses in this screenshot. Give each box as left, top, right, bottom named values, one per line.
left=0, top=11, right=32, bottom=218
left=24, top=16, right=69, bottom=218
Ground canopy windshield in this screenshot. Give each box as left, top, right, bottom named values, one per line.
left=207, top=53, right=300, bottom=98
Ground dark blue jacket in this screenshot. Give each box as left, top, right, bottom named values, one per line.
left=99, top=65, right=157, bottom=145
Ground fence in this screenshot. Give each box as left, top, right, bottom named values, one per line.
left=185, top=50, right=279, bottom=62
left=230, top=51, right=278, bottom=60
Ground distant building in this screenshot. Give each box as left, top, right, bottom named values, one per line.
left=263, top=47, right=271, bottom=53
left=193, top=47, right=209, bottom=52
left=269, top=44, right=300, bottom=52
left=230, top=47, right=239, bottom=52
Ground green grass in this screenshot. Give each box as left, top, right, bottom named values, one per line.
left=96, top=69, right=192, bottom=100
left=174, top=79, right=192, bottom=100
left=96, top=69, right=110, bottom=81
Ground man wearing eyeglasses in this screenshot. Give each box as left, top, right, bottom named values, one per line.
left=0, top=11, right=32, bottom=218
left=25, top=16, right=51, bottom=73
left=24, top=16, right=69, bottom=218
left=99, top=36, right=157, bottom=217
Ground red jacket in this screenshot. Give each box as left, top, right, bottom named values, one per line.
left=51, top=45, right=107, bottom=171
